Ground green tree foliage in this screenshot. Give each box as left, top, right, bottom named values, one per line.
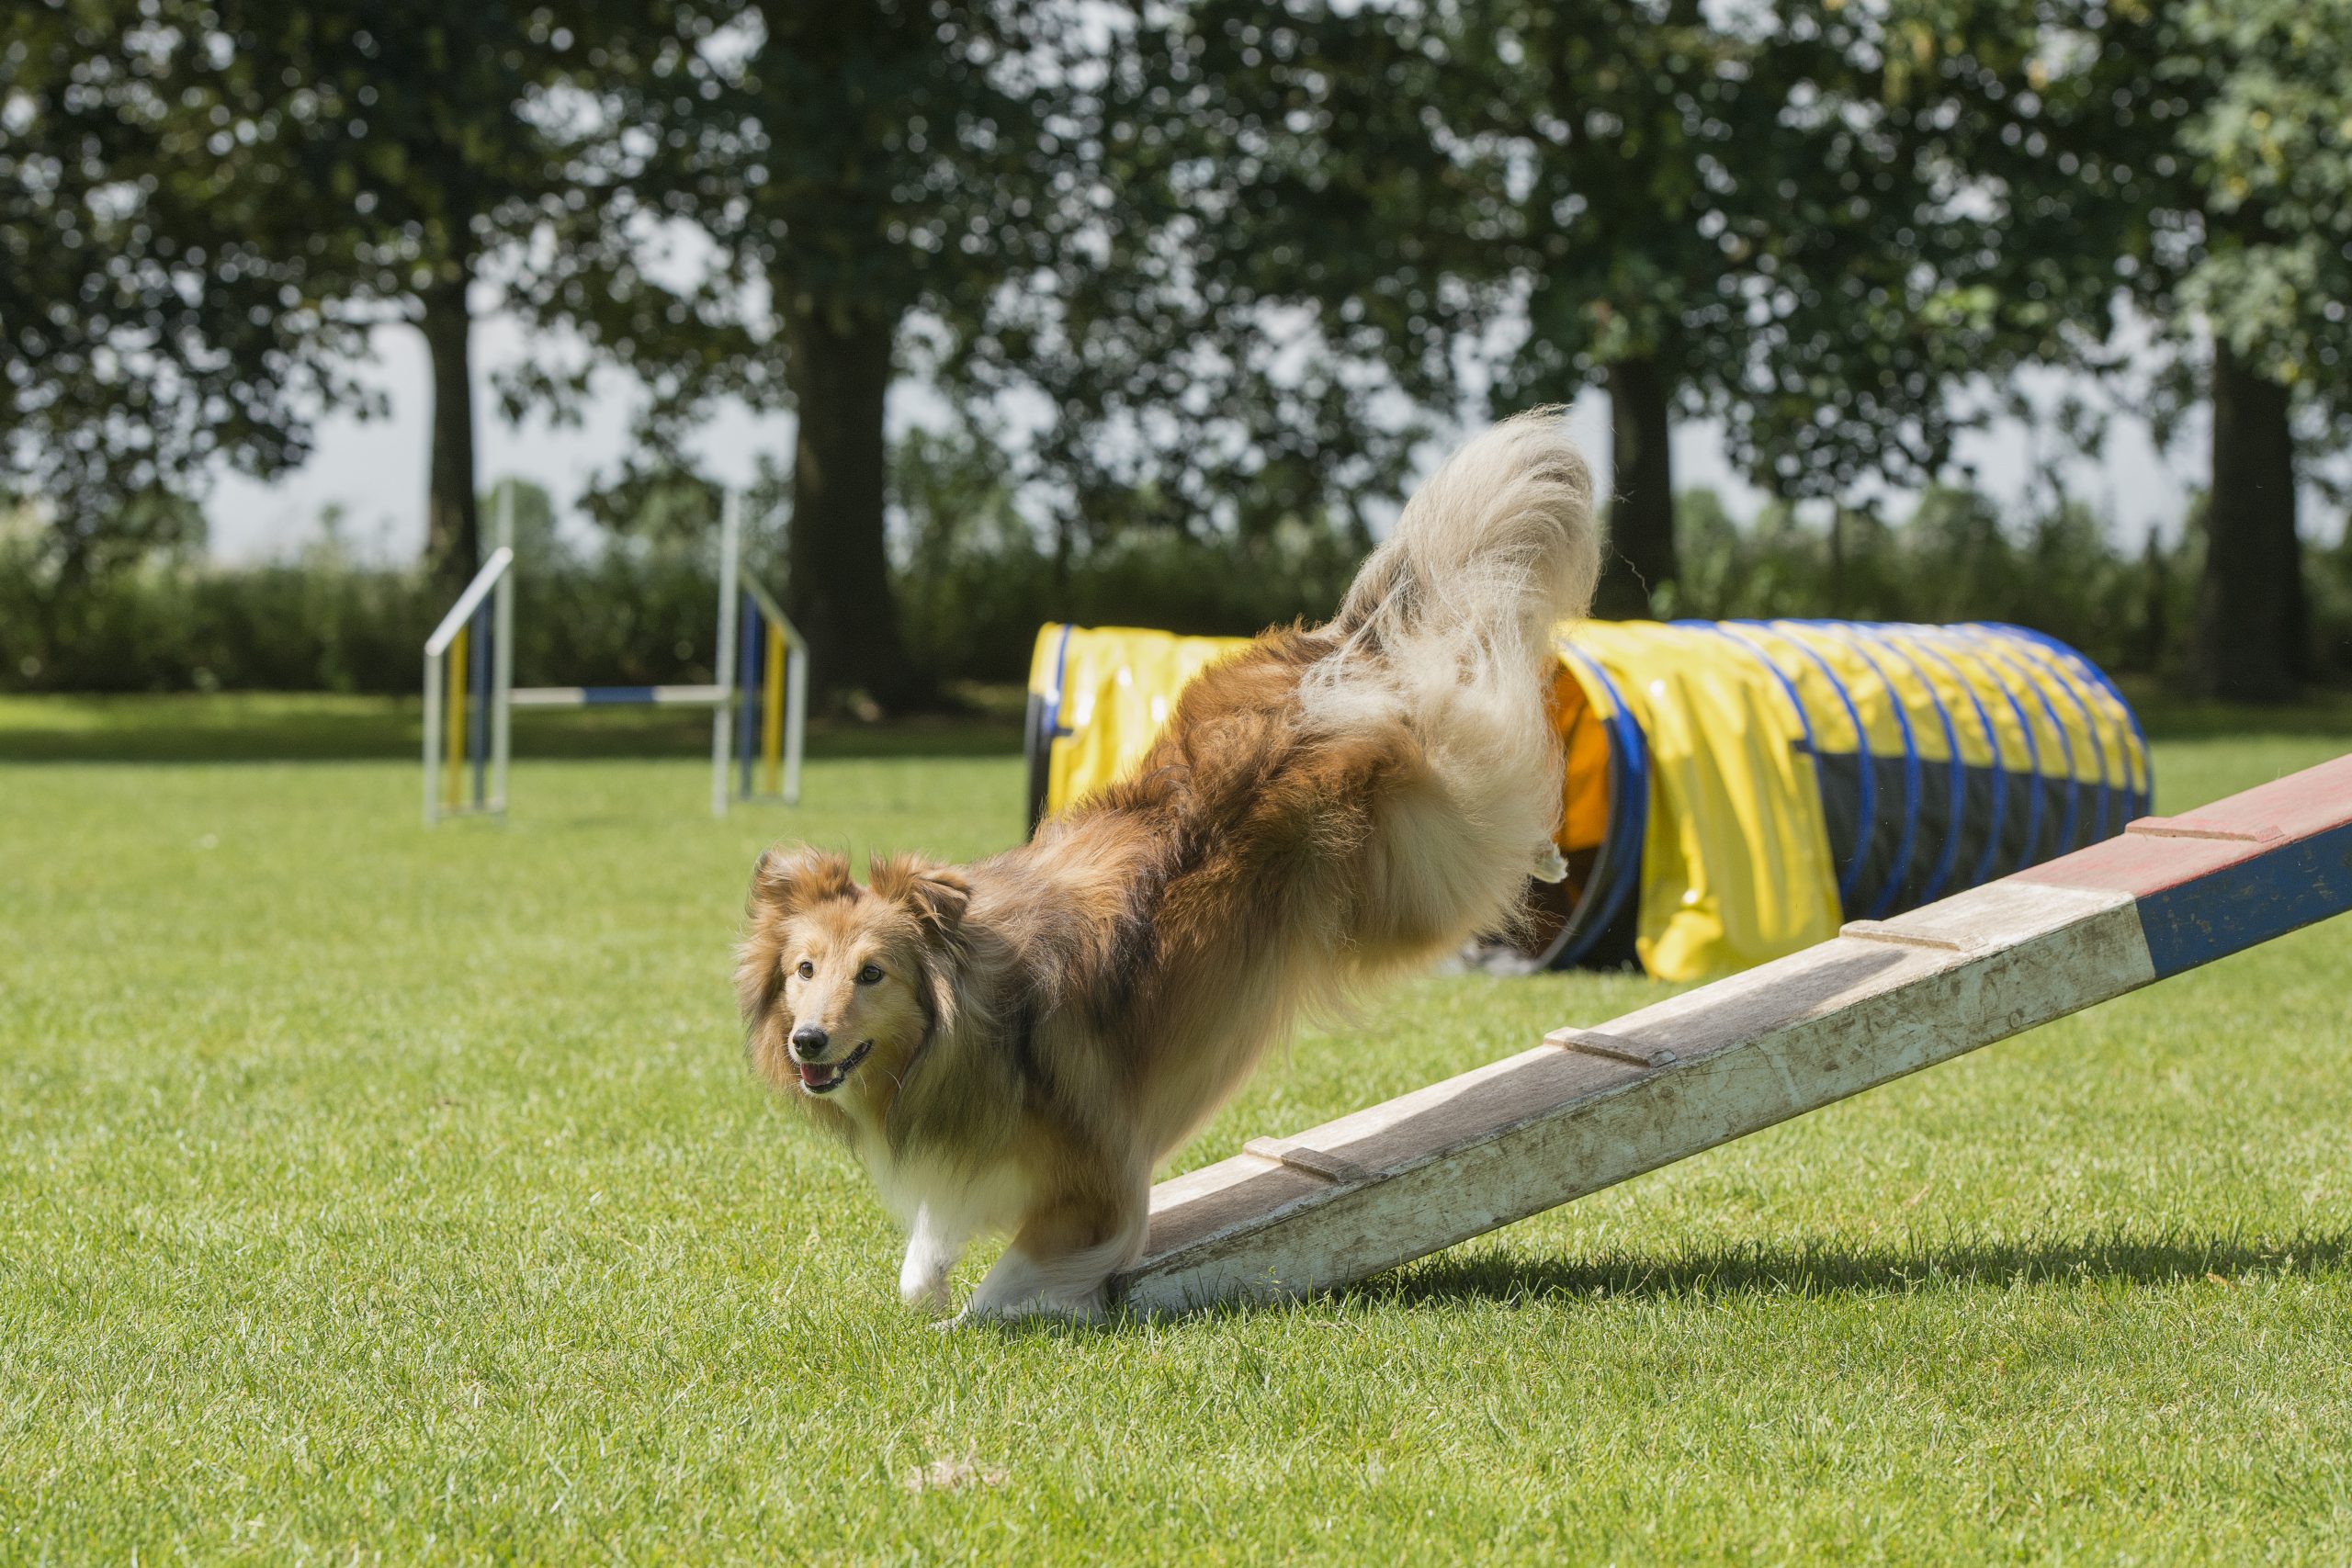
left=1170, top=0, right=2003, bottom=615
left=164, top=0, right=686, bottom=594
left=1917, top=0, right=2352, bottom=698
left=10, top=0, right=2346, bottom=706
left=608, top=1, right=1495, bottom=710
left=11, top=0, right=697, bottom=598
left=578, top=0, right=1098, bottom=709
left=0, top=2, right=362, bottom=587
left=888, top=420, right=1369, bottom=682
left=989, top=2, right=1484, bottom=558
left=1662, top=483, right=2192, bottom=677
left=24, top=480, right=2346, bottom=697
left=1468, top=0, right=2003, bottom=615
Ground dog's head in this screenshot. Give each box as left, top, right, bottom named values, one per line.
left=737, top=846, right=970, bottom=1125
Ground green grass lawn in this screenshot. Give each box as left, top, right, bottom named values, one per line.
left=2, top=699, right=2348, bottom=1563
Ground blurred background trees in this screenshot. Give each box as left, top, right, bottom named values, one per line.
left=1907, top=0, right=2352, bottom=699
left=1, top=0, right=363, bottom=660
left=3, top=0, right=2347, bottom=705
left=1454, top=0, right=1996, bottom=616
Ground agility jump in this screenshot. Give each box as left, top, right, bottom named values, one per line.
left=422, top=483, right=808, bottom=825
left=1109, top=752, right=2352, bottom=1312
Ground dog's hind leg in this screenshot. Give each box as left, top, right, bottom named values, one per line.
left=956, top=1178, right=1148, bottom=1325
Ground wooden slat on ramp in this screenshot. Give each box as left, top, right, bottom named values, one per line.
left=1111, top=754, right=2352, bottom=1314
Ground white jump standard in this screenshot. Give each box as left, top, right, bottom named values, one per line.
left=422, top=484, right=808, bottom=824
left=1110, top=753, right=2352, bottom=1313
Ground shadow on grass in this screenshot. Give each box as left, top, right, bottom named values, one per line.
left=0, top=693, right=1023, bottom=762
left=2122, top=682, right=2352, bottom=742
left=1353, top=1226, right=2350, bottom=1310
left=970, top=1231, right=2351, bottom=1338
left=8, top=686, right=2346, bottom=762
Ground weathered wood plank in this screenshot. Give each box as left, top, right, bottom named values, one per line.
left=1112, top=753, right=2352, bottom=1314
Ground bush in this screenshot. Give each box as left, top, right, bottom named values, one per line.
left=1657, top=485, right=2267, bottom=684
left=898, top=521, right=1367, bottom=684
left=4, top=483, right=2344, bottom=697
left=0, top=542, right=725, bottom=695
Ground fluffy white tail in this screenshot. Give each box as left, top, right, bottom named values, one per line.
left=1308, top=409, right=1601, bottom=963
left=1333, top=407, right=1599, bottom=662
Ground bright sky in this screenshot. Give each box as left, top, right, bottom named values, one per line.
left=201, top=304, right=2306, bottom=569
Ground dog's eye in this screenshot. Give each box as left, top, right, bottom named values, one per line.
left=856, top=964, right=885, bottom=986
left=795, top=960, right=814, bottom=980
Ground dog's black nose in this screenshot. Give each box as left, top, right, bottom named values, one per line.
left=790, top=1024, right=830, bottom=1059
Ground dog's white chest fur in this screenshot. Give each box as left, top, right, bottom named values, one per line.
left=861, top=1146, right=1031, bottom=1314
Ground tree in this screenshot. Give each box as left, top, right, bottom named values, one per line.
left=1921, top=0, right=2352, bottom=698
left=1159, top=0, right=2001, bottom=617
left=118, top=0, right=688, bottom=595
left=1463, top=0, right=2006, bottom=615
left=614, top=1, right=1514, bottom=708
left=999, top=2, right=1493, bottom=560
left=583, top=0, right=1086, bottom=708
left=0, top=0, right=361, bottom=589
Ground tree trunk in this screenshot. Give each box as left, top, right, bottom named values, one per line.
left=2135, top=528, right=2169, bottom=675
left=782, top=299, right=931, bottom=712
left=1597, top=355, right=1677, bottom=619
left=420, top=271, right=480, bottom=597
left=2197, top=341, right=2306, bottom=701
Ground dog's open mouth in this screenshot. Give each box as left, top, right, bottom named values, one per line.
left=796, top=1039, right=874, bottom=1095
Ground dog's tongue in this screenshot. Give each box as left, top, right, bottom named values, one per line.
left=797, top=1061, right=828, bottom=1088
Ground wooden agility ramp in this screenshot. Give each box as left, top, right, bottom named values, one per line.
left=1111, top=754, right=2352, bottom=1314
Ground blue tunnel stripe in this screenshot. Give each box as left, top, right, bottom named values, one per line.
left=1046, top=623, right=1076, bottom=739
left=1993, top=622, right=2154, bottom=818
left=1736, top=620, right=1875, bottom=906
left=1926, top=625, right=2045, bottom=874
left=1993, top=625, right=2113, bottom=844
left=1961, top=627, right=2080, bottom=857
left=1905, top=626, right=2009, bottom=890
left=1849, top=623, right=1966, bottom=905
left=1805, top=620, right=1922, bottom=921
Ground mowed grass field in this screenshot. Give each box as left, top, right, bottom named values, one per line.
left=3, top=696, right=2349, bottom=1564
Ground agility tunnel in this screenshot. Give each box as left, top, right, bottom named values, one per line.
left=1023, top=619, right=2151, bottom=982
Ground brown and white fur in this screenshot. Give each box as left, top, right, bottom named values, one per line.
left=736, top=411, right=1599, bottom=1322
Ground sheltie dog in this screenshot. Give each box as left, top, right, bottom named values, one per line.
left=736, top=411, right=1600, bottom=1321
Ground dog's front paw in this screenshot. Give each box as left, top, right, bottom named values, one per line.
left=1532, top=842, right=1570, bottom=884
left=899, top=1208, right=962, bottom=1315
left=955, top=1287, right=1107, bottom=1327
left=899, top=1253, right=955, bottom=1316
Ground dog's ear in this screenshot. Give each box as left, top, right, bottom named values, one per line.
left=869, top=854, right=973, bottom=1045
left=739, top=846, right=854, bottom=1030
left=868, top=852, right=970, bottom=935
left=749, top=844, right=855, bottom=919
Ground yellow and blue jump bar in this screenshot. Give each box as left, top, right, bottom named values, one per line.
left=502, top=587, right=784, bottom=783
left=423, top=489, right=802, bottom=822
left=735, top=589, right=790, bottom=799
left=437, top=594, right=495, bottom=816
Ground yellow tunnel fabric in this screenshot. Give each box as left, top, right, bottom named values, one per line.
left=1024, top=620, right=1843, bottom=980
left=1026, top=624, right=1251, bottom=822
left=1566, top=623, right=1842, bottom=980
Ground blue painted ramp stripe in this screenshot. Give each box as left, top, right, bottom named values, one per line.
left=2138, top=821, right=2352, bottom=980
